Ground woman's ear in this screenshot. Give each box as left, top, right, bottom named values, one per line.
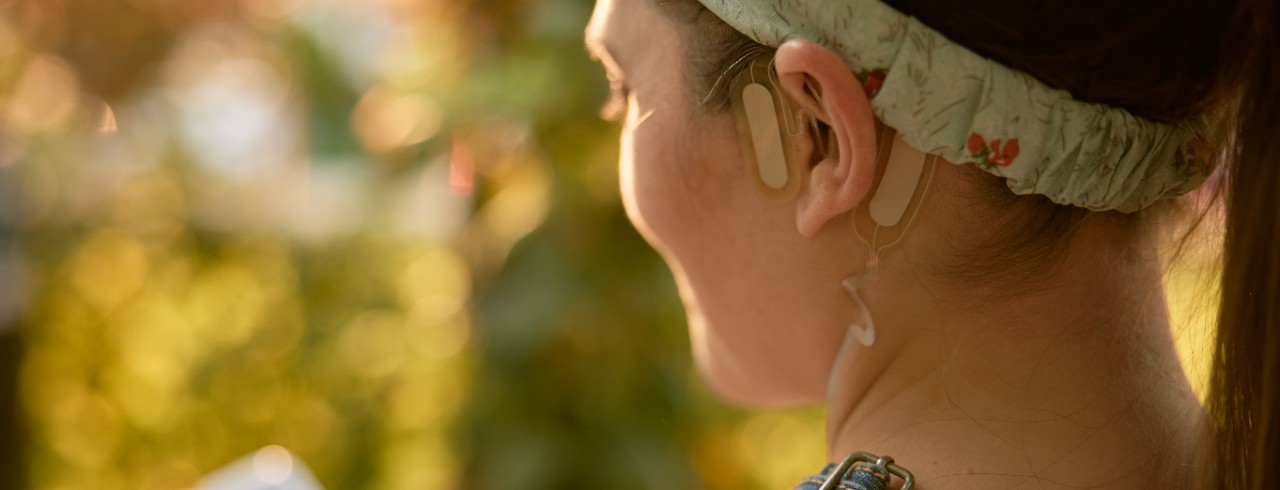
left=774, top=38, right=879, bottom=238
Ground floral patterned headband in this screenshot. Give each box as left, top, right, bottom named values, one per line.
left=695, top=0, right=1216, bottom=212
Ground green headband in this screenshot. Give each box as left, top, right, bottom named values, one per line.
left=696, top=0, right=1215, bottom=212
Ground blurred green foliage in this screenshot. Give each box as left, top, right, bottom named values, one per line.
left=0, top=0, right=827, bottom=489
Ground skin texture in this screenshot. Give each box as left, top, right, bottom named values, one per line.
left=586, top=0, right=1205, bottom=488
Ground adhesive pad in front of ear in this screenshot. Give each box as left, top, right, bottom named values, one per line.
left=869, top=134, right=928, bottom=227
left=741, top=82, right=789, bottom=190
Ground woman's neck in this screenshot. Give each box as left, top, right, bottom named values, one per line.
left=823, top=230, right=1205, bottom=489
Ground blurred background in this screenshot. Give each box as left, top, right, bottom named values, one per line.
left=0, top=0, right=1218, bottom=489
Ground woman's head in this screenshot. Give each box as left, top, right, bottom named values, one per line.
left=586, top=0, right=882, bottom=405
left=589, top=0, right=1278, bottom=485
left=586, top=0, right=1194, bottom=404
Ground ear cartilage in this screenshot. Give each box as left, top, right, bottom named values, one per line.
left=868, top=134, right=928, bottom=227
left=741, top=82, right=789, bottom=190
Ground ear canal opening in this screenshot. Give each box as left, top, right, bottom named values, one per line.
left=808, top=118, right=834, bottom=167
left=802, top=76, right=823, bottom=102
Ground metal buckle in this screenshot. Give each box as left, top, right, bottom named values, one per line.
left=819, top=451, right=915, bottom=490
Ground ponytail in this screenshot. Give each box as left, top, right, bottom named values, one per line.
left=1210, top=0, right=1280, bottom=487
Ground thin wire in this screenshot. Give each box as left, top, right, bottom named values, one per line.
left=879, top=153, right=938, bottom=252
left=852, top=140, right=939, bottom=265
left=851, top=126, right=893, bottom=260
left=826, top=143, right=939, bottom=399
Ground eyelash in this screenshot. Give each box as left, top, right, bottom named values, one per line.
left=600, top=75, right=631, bottom=121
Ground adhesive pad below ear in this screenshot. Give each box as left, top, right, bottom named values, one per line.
left=869, top=134, right=928, bottom=227
left=741, top=82, right=789, bottom=190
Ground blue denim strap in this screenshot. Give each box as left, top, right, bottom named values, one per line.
left=794, top=452, right=914, bottom=490
left=794, top=463, right=889, bottom=490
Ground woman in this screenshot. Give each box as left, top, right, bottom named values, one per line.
left=586, top=0, right=1276, bottom=488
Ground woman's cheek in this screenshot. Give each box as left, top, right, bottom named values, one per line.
left=618, top=105, right=696, bottom=252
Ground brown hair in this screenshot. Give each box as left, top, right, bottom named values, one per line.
left=1210, top=0, right=1280, bottom=487
left=656, top=0, right=1278, bottom=487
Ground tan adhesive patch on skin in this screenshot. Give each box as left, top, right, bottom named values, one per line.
left=869, top=134, right=926, bottom=227
left=743, top=83, right=789, bottom=190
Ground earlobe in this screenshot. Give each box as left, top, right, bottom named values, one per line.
left=773, top=39, right=880, bottom=238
